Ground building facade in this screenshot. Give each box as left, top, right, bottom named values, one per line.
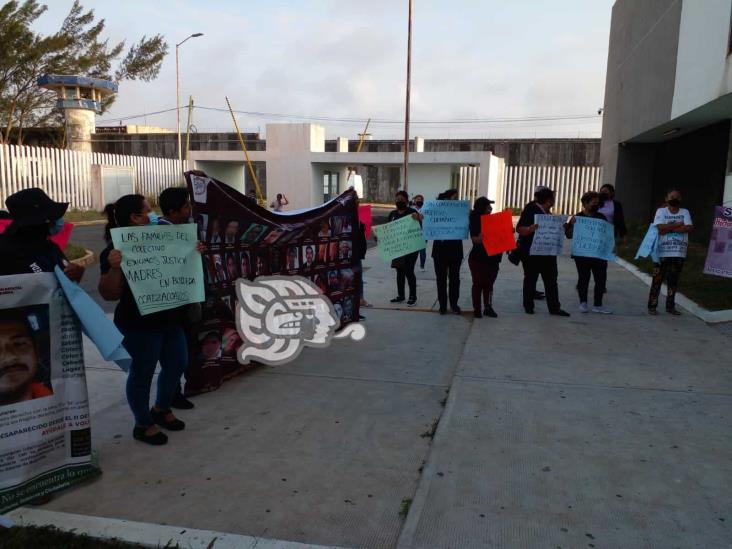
left=601, top=0, right=732, bottom=238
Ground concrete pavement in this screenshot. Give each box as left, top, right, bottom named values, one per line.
left=13, top=240, right=732, bottom=548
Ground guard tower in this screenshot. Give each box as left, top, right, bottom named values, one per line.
left=37, top=74, right=118, bottom=152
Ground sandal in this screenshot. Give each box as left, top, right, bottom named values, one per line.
left=151, top=408, right=186, bottom=431
left=133, top=425, right=168, bottom=445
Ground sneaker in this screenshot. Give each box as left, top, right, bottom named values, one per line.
left=550, top=310, right=571, bottom=317
left=390, top=296, right=405, bottom=303
left=484, top=308, right=498, bottom=318
left=648, top=309, right=658, bottom=316
left=579, top=302, right=589, bottom=313
left=473, top=310, right=483, bottom=319
left=133, top=426, right=168, bottom=446
left=150, top=408, right=185, bottom=431
left=667, top=308, right=682, bottom=316
left=407, top=297, right=417, bottom=307
left=451, top=306, right=462, bottom=315
left=172, top=392, right=194, bottom=410
left=592, top=306, right=613, bottom=314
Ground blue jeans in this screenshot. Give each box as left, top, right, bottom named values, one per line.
left=121, top=326, right=188, bottom=427
left=419, top=248, right=426, bottom=269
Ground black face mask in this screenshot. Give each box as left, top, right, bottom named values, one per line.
left=414, top=201, right=424, bottom=207
left=396, top=201, right=407, bottom=209
left=589, top=204, right=600, bottom=214
left=668, top=198, right=681, bottom=208
left=600, top=192, right=610, bottom=201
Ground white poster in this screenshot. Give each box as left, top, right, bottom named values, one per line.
left=530, top=214, right=568, bottom=256
left=0, top=273, right=98, bottom=513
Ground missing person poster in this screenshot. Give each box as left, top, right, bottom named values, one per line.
left=703, top=206, right=732, bottom=279
left=184, top=171, right=361, bottom=395
left=530, top=214, right=567, bottom=256
left=0, top=273, right=98, bottom=513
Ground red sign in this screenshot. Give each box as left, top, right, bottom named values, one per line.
left=358, top=205, right=372, bottom=239
left=481, top=210, right=516, bottom=256
left=0, top=219, right=74, bottom=250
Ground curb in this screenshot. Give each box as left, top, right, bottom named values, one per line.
left=70, top=249, right=95, bottom=268
left=69, top=219, right=106, bottom=226
left=615, top=257, right=732, bottom=323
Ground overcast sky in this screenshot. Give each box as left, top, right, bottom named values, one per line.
left=34, top=0, right=615, bottom=139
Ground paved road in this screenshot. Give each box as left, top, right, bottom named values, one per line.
left=73, top=223, right=115, bottom=314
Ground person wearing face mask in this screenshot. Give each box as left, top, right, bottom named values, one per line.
left=515, top=187, right=570, bottom=317
left=468, top=196, right=501, bottom=318
left=598, top=183, right=628, bottom=247
left=647, top=189, right=693, bottom=316
left=99, top=194, right=189, bottom=446
left=564, top=191, right=612, bottom=314
left=384, top=190, right=421, bottom=306
left=412, top=194, right=427, bottom=270
left=0, top=188, right=84, bottom=282
left=432, top=189, right=464, bottom=314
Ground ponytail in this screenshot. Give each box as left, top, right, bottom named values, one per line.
left=103, top=194, right=145, bottom=243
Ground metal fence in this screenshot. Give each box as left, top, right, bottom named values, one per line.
left=503, top=165, right=603, bottom=215
left=0, top=144, right=182, bottom=210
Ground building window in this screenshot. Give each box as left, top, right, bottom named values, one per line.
left=323, top=171, right=339, bottom=202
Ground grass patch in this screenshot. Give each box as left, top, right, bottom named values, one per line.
left=617, top=221, right=732, bottom=311
left=0, top=525, right=150, bottom=549
left=64, top=208, right=105, bottom=223
left=399, top=498, right=413, bottom=519
left=64, top=243, right=88, bottom=261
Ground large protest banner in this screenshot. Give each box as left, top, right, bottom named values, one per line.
left=703, top=206, right=732, bottom=279
left=530, top=214, right=568, bottom=256
left=481, top=210, right=516, bottom=256
left=111, top=224, right=205, bottom=316
left=571, top=216, right=616, bottom=261
left=421, top=200, right=470, bottom=240
left=0, top=273, right=99, bottom=513
left=372, top=215, right=426, bottom=262
left=358, top=205, right=372, bottom=239
left=185, top=171, right=361, bottom=395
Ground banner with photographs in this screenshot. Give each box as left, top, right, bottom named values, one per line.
left=184, top=171, right=361, bottom=395
left=703, top=205, right=732, bottom=279
left=0, top=273, right=98, bottom=513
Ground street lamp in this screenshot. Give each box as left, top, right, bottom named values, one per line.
left=176, top=33, right=203, bottom=177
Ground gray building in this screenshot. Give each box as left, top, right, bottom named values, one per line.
left=601, top=0, right=732, bottom=238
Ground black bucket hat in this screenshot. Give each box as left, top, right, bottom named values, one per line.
left=5, top=188, right=69, bottom=227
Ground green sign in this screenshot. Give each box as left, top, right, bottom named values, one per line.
left=111, top=224, right=205, bottom=315
left=372, top=215, right=426, bottom=262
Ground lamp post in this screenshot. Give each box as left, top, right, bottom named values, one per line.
left=176, top=33, right=203, bottom=176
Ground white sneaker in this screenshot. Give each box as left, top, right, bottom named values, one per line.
left=579, top=302, right=589, bottom=313
left=592, top=305, right=613, bottom=314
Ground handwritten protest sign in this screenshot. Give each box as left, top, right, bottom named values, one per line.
left=703, top=206, right=732, bottom=278
left=421, top=200, right=469, bottom=240
left=111, top=224, right=204, bottom=315
left=358, top=204, right=372, bottom=239
left=571, top=216, right=616, bottom=261
left=481, top=210, right=516, bottom=255
left=530, top=214, right=567, bottom=256
left=635, top=225, right=660, bottom=263
left=0, top=219, right=74, bottom=250
left=372, top=215, right=426, bottom=262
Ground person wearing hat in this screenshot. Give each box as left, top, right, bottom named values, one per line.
left=515, top=187, right=569, bottom=317
left=468, top=196, right=500, bottom=318
left=0, top=188, right=84, bottom=282
left=432, top=189, right=464, bottom=315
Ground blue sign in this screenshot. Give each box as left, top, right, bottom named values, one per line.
left=635, top=224, right=660, bottom=263
left=421, top=200, right=470, bottom=240
left=571, top=216, right=616, bottom=261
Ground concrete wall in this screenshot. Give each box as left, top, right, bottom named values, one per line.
left=193, top=161, right=246, bottom=193
left=672, top=0, right=732, bottom=118
left=600, top=0, right=683, bottom=186
left=406, top=164, right=454, bottom=200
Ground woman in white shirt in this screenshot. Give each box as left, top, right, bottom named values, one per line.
left=648, top=189, right=693, bottom=315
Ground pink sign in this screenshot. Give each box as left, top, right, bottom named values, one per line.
left=0, top=219, right=74, bottom=250
left=358, top=205, right=372, bottom=239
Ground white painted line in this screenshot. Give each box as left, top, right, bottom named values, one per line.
left=615, top=257, right=732, bottom=323
left=6, top=508, right=349, bottom=549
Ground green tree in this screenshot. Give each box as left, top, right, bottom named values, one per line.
left=0, top=0, right=168, bottom=144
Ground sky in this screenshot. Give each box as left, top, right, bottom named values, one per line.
left=33, top=0, right=615, bottom=139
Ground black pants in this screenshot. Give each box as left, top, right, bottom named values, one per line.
left=434, top=257, right=462, bottom=310
left=522, top=255, right=560, bottom=313
left=574, top=257, right=607, bottom=306
left=395, top=252, right=418, bottom=298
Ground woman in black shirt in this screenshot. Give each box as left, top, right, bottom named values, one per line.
left=431, top=189, right=464, bottom=314
left=468, top=197, right=501, bottom=318
left=386, top=190, right=421, bottom=307
left=564, top=191, right=612, bottom=314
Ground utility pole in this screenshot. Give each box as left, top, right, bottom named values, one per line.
left=403, top=0, right=413, bottom=192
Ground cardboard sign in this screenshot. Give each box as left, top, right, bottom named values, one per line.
left=530, top=214, right=567, bottom=256
left=372, top=215, right=426, bottom=262
left=703, top=206, right=732, bottom=278
left=421, top=200, right=470, bottom=240
left=571, top=216, right=616, bottom=261
left=481, top=210, right=516, bottom=256
left=111, top=224, right=205, bottom=315
left=358, top=204, right=372, bottom=239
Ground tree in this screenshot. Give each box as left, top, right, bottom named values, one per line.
left=0, top=0, right=168, bottom=144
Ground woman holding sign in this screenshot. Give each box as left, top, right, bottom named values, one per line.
left=647, top=190, right=693, bottom=315
left=99, top=195, right=189, bottom=446
left=468, top=197, right=500, bottom=318
left=432, top=189, right=464, bottom=315
left=387, top=190, right=421, bottom=307
left=564, top=191, right=612, bottom=314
